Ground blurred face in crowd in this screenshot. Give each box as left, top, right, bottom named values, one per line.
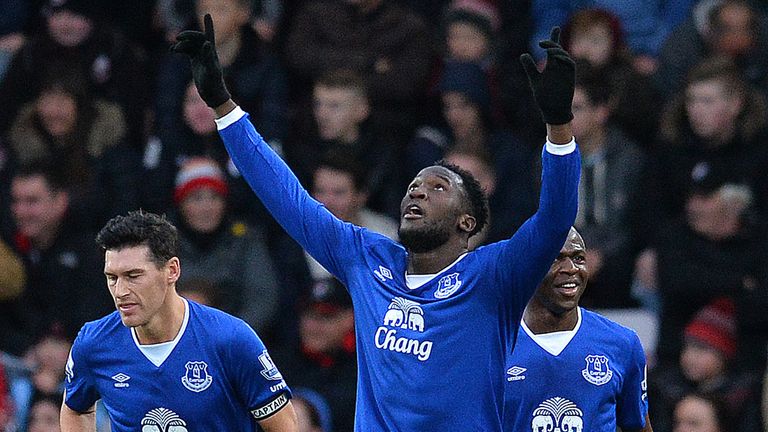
left=36, top=88, right=78, bottom=138
left=680, top=340, right=726, bottom=383
left=571, top=87, right=608, bottom=143
left=105, top=245, right=180, bottom=330
left=196, top=0, right=250, bottom=43
left=531, top=228, right=588, bottom=316
left=313, top=166, right=365, bottom=222
left=47, top=10, right=93, bottom=47
left=673, top=395, right=722, bottom=432
left=300, top=307, right=354, bottom=354
left=442, top=92, right=482, bottom=142
left=183, top=83, right=216, bottom=135
left=179, top=188, right=226, bottom=233
left=568, top=23, right=613, bottom=67
left=685, top=79, right=742, bottom=143
left=712, top=2, right=755, bottom=58
left=447, top=22, right=490, bottom=62
left=11, top=175, right=68, bottom=244
left=444, top=152, right=495, bottom=197
left=27, top=400, right=61, bottom=432
left=313, top=85, right=369, bottom=143
left=685, top=189, right=742, bottom=240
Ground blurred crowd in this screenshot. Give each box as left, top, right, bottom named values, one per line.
left=0, top=0, right=767, bottom=431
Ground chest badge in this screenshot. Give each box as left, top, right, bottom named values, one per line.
left=582, top=354, right=613, bottom=385
left=434, top=273, right=462, bottom=299
left=181, top=361, right=213, bottom=392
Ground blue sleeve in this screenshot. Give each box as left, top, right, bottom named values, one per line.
left=63, top=331, right=100, bottom=412
left=617, top=333, right=649, bottom=429
left=216, top=108, right=364, bottom=284
left=225, top=320, right=292, bottom=417
left=488, top=143, right=580, bottom=312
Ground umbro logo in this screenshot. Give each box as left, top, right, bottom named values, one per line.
left=111, top=373, right=131, bottom=388
left=374, top=265, right=393, bottom=282
left=506, top=366, right=526, bottom=381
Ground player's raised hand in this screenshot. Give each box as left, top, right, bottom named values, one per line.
left=520, top=27, right=575, bottom=125
left=171, top=14, right=231, bottom=108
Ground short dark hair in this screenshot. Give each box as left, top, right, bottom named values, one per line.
left=315, top=148, right=369, bottom=192
left=435, top=160, right=489, bottom=236
left=95, top=210, right=178, bottom=267
left=14, top=160, right=69, bottom=193
left=315, top=69, right=368, bottom=98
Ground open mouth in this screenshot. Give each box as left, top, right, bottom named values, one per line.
left=403, top=204, right=424, bottom=219
left=554, top=282, right=580, bottom=296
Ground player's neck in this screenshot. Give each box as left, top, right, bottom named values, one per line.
left=523, top=305, right=579, bottom=334
left=406, top=241, right=468, bottom=274
left=135, top=294, right=186, bottom=345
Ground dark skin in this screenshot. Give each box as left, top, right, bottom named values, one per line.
left=522, top=227, right=654, bottom=432
left=214, top=102, right=573, bottom=275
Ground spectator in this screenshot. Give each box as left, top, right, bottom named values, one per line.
left=672, top=392, right=731, bottom=432
left=1, top=162, right=111, bottom=355
left=407, top=60, right=537, bottom=242
left=26, top=393, right=62, bottom=432
left=7, top=68, right=140, bottom=231
left=0, top=0, right=149, bottom=150
left=285, top=0, right=433, bottom=142
left=650, top=299, right=762, bottom=432
left=636, top=56, right=768, bottom=244
left=155, top=0, right=289, bottom=154
left=562, top=9, right=661, bottom=147
left=0, top=362, right=11, bottom=432
left=655, top=0, right=768, bottom=98
left=0, top=235, right=24, bottom=301
left=530, top=0, right=696, bottom=72
left=9, top=335, right=70, bottom=431
left=0, top=0, right=28, bottom=81
left=568, top=62, right=645, bottom=308
left=177, top=277, right=223, bottom=309
left=174, top=157, right=280, bottom=335
left=442, top=150, right=496, bottom=249
left=272, top=278, right=357, bottom=432
left=284, top=69, right=401, bottom=217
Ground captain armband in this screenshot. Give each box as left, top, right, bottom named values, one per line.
left=250, top=393, right=289, bottom=420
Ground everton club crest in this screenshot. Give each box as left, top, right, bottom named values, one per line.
left=582, top=355, right=613, bottom=386
left=181, top=361, right=213, bottom=392
left=434, top=273, right=462, bottom=299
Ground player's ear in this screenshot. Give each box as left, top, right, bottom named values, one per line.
left=458, top=214, right=476, bottom=234
left=167, top=257, right=181, bottom=284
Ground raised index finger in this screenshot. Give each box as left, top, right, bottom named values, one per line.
left=549, top=27, right=561, bottom=45
left=204, top=13, right=215, bottom=45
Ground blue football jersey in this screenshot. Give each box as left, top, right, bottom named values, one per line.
left=504, top=308, right=648, bottom=431
left=64, top=300, right=291, bottom=431
left=216, top=107, right=581, bottom=431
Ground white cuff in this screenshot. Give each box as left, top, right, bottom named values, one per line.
left=215, top=106, right=246, bottom=130
left=545, top=137, right=577, bottom=155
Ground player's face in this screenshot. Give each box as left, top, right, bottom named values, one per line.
left=104, top=245, right=178, bottom=329
left=399, top=166, right=468, bottom=252
left=535, top=229, right=588, bottom=315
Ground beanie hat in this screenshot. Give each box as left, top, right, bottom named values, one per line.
left=445, top=0, right=500, bottom=37
left=684, top=297, right=737, bottom=360
left=44, top=0, right=100, bottom=19
left=439, top=60, right=491, bottom=110
left=174, top=157, right=228, bottom=204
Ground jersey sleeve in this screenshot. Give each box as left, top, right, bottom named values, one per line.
left=225, top=320, right=292, bottom=421
left=616, top=332, right=649, bottom=430
left=488, top=141, right=580, bottom=310
left=215, top=107, right=369, bottom=284
left=63, top=330, right=100, bottom=412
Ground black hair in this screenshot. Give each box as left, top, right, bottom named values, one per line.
left=315, top=148, right=369, bottom=192
left=435, top=160, right=489, bottom=236
left=14, top=159, right=69, bottom=193
left=95, top=210, right=178, bottom=268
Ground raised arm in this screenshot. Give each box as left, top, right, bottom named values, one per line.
left=60, top=397, right=96, bottom=432
left=171, top=15, right=363, bottom=282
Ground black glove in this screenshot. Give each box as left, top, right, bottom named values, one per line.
left=520, top=27, right=575, bottom=125
left=170, top=14, right=231, bottom=108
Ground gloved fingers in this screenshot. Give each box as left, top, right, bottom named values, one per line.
left=170, top=39, right=204, bottom=54
left=544, top=48, right=573, bottom=60
left=549, top=27, right=561, bottom=45
left=175, top=30, right=206, bottom=43
left=204, top=14, right=216, bottom=45
left=539, top=40, right=563, bottom=50
left=519, top=53, right=540, bottom=80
